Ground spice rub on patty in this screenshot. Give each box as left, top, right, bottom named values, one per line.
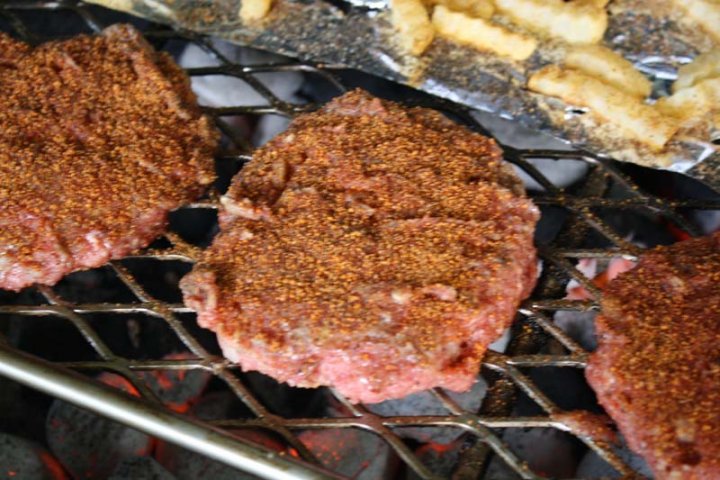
left=181, top=90, right=538, bottom=403
left=0, top=24, right=217, bottom=291
left=587, top=233, right=720, bottom=479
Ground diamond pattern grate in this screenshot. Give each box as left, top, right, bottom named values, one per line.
left=1, top=2, right=720, bottom=478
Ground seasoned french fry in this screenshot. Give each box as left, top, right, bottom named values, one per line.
left=657, top=77, right=720, bottom=123
left=565, top=45, right=652, bottom=99
left=528, top=65, right=678, bottom=150
left=582, top=0, right=610, bottom=6
left=673, top=50, right=720, bottom=92
left=425, top=0, right=495, bottom=18
left=240, top=0, right=272, bottom=22
left=431, top=5, right=537, bottom=60
left=390, top=0, right=435, bottom=56
left=671, top=0, right=720, bottom=43
left=494, top=0, right=608, bottom=44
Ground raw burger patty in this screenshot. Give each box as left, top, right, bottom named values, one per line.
left=0, top=25, right=217, bottom=291
left=181, top=91, right=539, bottom=403
left=587, top=233, right=720, bottom=479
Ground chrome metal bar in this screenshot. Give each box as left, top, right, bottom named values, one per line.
left=0, top=343, right=343, bottom=480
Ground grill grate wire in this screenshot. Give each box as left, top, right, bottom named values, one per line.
left=1, top=2, right=720, bottom=478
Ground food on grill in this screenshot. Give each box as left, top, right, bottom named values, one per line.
left=0, top=25, right=217, bottom=291
left=390, top=0, right=435, bottom=56
left=181, top=90, right=539, bottom=403
left=428, top=0, right=495, bottom=19
left=390, top=0, right=544, bottom=57
left=527, top=38, right=720, bottom=152
left=103, top=0, right=718, bottom=177
left=382, top=0, right=715, bottom=156
left=656, top=78, right=720, bottom=127
left=672, top=50, right=720, bottom=92
left=586, top=233, right=720, bottom=479
left=431, top=5, right=538, bottom=61
left=240, top=0, right=272, bottom=22
left=671, top=0, right=720, bottom=42
left=390, top=0, right=608, bottom=57
left=528, top=64, right=678, bottom=151
left=528, top=43, right=720, bottom=154
left=655, top=50, right=720, bottom=127
left=564, top=45, right=652, bottom=100
left=493, top=0, right=608, bottom=44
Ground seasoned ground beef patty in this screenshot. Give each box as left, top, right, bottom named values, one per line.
left=587, top=233, right=720, bottom=479
left=181, top=91, right=538, bottom=403
left=0, top=25, right=217, bottom=291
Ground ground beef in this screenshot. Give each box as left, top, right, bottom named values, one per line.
left=181, top=90, right=538, bottom=403
left=0, top=24, right=217, bottom=291
left=587, top=233, right=720, bottom=479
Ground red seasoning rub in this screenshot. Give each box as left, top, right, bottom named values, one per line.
left=181, top=91, right=539, bottom=403
left=587, top=233, right=720, bottom=480
left=0, top=25, right=217, bottom=291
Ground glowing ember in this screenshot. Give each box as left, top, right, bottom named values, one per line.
left=566, top=258, right=636, bottom=301
left=139, top=353, right=212, bottom=414
left=155, top=391, right=286, bottom=478
left=96, top=373, right=140, bottom=397
left=663, top=221, right=692, bottom=241
left=556, top=256, right=637, bottom=350
left=156, top=429, right=285, bottom=479
left=0, top=433, right=68, bottom=480
left=96, top=353, right=211, bottom=414
left=43, top=353, right=212, bottom=478
left=46, top=395, right=152, bottom=479
left=297, top=428, right=399, bottom=479
left=407, top=441, right=462, bottom=479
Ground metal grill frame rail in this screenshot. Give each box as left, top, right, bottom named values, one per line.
left=1, top=2, right=719, bottom=479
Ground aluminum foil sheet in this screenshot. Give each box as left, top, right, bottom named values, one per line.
left=90, top=0, right=720, bottom=191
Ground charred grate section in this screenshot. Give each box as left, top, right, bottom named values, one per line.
left=1, top=1, right=720, bottom=479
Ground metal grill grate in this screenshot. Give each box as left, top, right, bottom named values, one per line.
left=1, top=2, right=720, bottom=478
